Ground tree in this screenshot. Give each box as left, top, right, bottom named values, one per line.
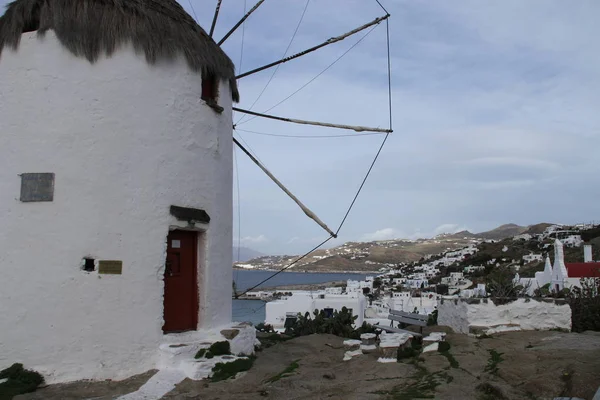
left=486, top=268, right=530, bottom=298
left=436, top=284, right=449, bottom=295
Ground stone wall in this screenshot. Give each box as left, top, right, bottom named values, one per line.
left=438, top=297, right=571, bottom=335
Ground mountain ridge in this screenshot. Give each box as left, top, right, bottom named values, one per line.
left=234, top=223, right=557, bottom=272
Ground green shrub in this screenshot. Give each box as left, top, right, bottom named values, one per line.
left=568, top=278, right=600, bottom=332
left=484, top=349, right=504, bottom=374
left=195, top=341, right=231, bottom=359
left=255, top=323, right=274, bottom=333
left=437, top=341, right=450, bottom=353
left=209, top=341, right=231, bottom=356
left=264, top=359, right=300, bottom=383
left=437, top=342, right=459, bottom=368
left=210, top=357, right=255, bottom=382
left=284, top=307, right=373, bottom=339
left=0, top=363, right=44, bottom=400
left=194, top=348, right=207, bottom=359
left=427, top=309, right=438, bottom=326
left=397, top=347, right=419, bottom=360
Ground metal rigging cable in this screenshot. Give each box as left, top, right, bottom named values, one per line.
left=235, top=236, right=334, bottom=297
left=238, top=0, right=248, bottom=73
left=236, top=24, right=379, bottom=126
left=335, top=17, right=393, bottom=236
left=236, top=128, right=384, bottom=139
left=236, top=0, right=311, bottom=125
left=234, top=1, right=393, bottom=298
left=187, top=0, right=198, bottom=22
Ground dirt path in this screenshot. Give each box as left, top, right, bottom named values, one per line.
left=14, top=330, right=600, bottom=400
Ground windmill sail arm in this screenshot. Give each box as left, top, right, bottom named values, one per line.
left=236, top=14, right=390, bottom=79
left=209, top=0, right=223, bottom=37
left=233, top=107, right=392, bottom=134
left=218, top=0, right=266, bottom=46
left=233, top=137, right=337, bottom=238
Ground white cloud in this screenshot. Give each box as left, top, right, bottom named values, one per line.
left=361, top=228, right=402, bottom=242
left=239, top=234, right=268, bottom=245
left=461, top=157, right=559, bottom=170
left=433, top=224, right=470, bottom=235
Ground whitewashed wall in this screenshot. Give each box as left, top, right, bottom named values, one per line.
left=0, top=32, right=233, bottom=383
left=438, top=298, right=572, bottom=334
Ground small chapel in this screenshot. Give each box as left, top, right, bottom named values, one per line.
left=0, top=0, right=242, bottom=383
left=516, top=239, right=600, bottom=295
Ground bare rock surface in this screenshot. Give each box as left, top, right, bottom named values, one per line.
left=13, top=330, right=600, bottom=400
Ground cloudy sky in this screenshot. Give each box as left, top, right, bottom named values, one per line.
left=2, top=0, right=598, bottom=255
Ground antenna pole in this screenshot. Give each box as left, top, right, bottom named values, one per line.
left=218, top=0, right=266, bottom=46
left=209, top=0, right=223, bottom=37
left=236, top=14, right=389, bottom=79
left=233, top=137, right=337, bottom=238
left=233, top=107, right=392, bottom=133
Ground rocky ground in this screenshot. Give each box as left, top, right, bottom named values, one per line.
left=15, top=328, right=600, bottom=400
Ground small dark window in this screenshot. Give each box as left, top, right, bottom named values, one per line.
left=323, top=308, right=334, bottom=318
left=201, top=74, right=223, bottom=113
left=83, top=258, right=95, bottom=272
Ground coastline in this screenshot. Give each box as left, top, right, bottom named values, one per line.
left=233, top=267, right=380, bottom=274
left=235, top=280, right=348, bottom=299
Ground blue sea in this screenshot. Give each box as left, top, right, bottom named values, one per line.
left=232, top=269, right=370, bottom=325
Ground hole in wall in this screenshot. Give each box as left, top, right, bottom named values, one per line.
left=83, top=258, right=95, bottom=272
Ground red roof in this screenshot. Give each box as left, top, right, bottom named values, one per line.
left=565, top=263, right=600, bottom=278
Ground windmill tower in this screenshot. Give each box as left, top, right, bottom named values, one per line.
left=0, top=0, right=240, bottom=383
left=0, top=0, right=392, bottom=384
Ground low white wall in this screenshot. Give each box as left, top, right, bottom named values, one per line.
left=438, top=298, right=572, bottom=334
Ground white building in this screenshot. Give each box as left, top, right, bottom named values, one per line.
left=464, top=265, right=485, bottom=274
left=441, top=272, right=465, bottom=286
left=347, top=277, right=374, bottom=293
left=265, top=291, right=367, bottom=330
left=388, top=292, right=437, bottom=315
left=459, top=284, right=487, bottom=298
left=522, top=253, right=544, bottom=263
left=0, top=0, right=240, bottom=384
left=405, top=278, right=429, bottom=289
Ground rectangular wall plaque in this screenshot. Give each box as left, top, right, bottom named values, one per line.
left=98, top=260, right=123, bottom=275
left=20, top=173, right=55, bottom=202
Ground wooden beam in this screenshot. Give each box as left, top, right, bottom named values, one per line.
left=218, top=0, right=266, bottom=46
left=236, top=14, right=389, bottom=79
left=233, top=107, right=392, bottom=133
left=233, top=137, right=337, bottom=238
left=209, top=0, right=222, bottom=37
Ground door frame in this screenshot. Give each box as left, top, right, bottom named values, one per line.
left=163, top=228, right=201, bottom=333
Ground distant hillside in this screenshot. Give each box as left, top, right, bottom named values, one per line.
left=523, top=223, right=554, bottom=235
left=233, top=222, right=562, bottom=273
left=234, top=236, right=480, bottom=273
left=233, top=246, right=265, bottom=262
left=475, top=224, right=527, bottom=240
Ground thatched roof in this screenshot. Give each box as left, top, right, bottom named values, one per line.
left=0, top=0, right=239, bottom=102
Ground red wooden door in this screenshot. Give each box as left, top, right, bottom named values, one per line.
left=163, top=230, right=198, bottom=333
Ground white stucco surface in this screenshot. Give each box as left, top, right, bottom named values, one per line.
left=438, top=298, right=572, bottom=334
left=0, top=32, right=233, bottom=383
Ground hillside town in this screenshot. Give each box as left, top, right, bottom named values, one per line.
left=243, top=223, right=600, bottom=334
